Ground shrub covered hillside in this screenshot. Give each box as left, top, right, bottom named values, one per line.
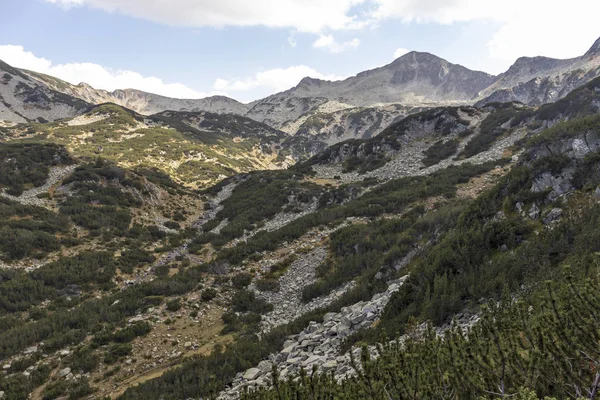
left=0, top=103, right=300, bottom=188
left=234, top=110, right=600, bottom=399
left=116, top=109, right=600, bottom=400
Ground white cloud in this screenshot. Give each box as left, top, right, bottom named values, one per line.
left=45, top=0, right=600, bottom=69
left=312, top=34, right=361, bottom=54
left=213, top=66, right=345, bottom=93
left=369, top=0, right=600, bottom=64
left=0, top=45, right=209, bottom=99
left=393, top=47, right=410, bottom=58
left=45, top=0, right=367, bottom=34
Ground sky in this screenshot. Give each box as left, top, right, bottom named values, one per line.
left=0, top=0, right=598, bottom=103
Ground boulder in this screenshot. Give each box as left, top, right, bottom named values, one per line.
left=543, top=208, right=563, bottom=225
left=243, top=368, right=262, bottom=381
left=302, top=355, right=324, bottom=367
left=323, top=312, right=337, bottom=323
left=257, top=360, right=272, bottom=373
left=528, top=204, right=540, bottom=220
left=57, top=367, right=71, bottom=378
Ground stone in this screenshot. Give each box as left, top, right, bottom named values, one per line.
left=23, top=346, right=38, bottom=355
left=2, top=364, right=10, bottom=370
left=243, top=368, right=262, bottom=381
left=306, top=321, right=319, bottom=333
left=322, top=360, right=338, bottom=371
left=302, top=355, right=324, bottom=367
left=286, top=357, right=302, bottom=365
left=281, top=344, right=296, bottom=356
left=543, top=208, right=563, bottom=225
left=58, top=367, right=71, bottom=378
left=59, top=350, right=70, bottom=357
left=350, top=313, right=366, bottom=325
left=323, top=312, right=337, bottom=323
left=516, top=202, right=524, bottom=213
left=257, top=360, right=272, bottom=373
left=528, top=203, right=540, bottom=220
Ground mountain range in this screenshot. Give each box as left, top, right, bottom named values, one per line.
left=3, top=36, right=600, bottom=136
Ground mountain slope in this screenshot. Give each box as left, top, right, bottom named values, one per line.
left=0, top=61, right=89, bottom=123
left=0, top=103, right=296, bottom=187
left=476, top=36, right=600, bottom=105
left=25, top=71, right=248, bottom=116
left=277, top=52, right=495, bottom=106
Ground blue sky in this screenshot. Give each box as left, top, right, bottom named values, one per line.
left=1, top=0, right=598, bottom=102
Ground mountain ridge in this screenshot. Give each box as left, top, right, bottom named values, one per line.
left=2, top=36, right=600, bottom=144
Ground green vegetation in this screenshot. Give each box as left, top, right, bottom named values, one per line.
left=421, top=138, right=459, bottom=166
left=527, top=113, right=600, bottom=148
left=244, top=275, right=600, bottom=400
left=0, top=104, right=290, bottom=187
left=0, top=197, right=71, bottom=260
left=0, top=264, right=199, bottom=360
left=457, top=105, right=523, bottom=159
left=218, top=161, right=506, bottom=265
left=191, top=171, right=323, bottom=248
left=0, top=142, right=73, bottom=196
left=0, top=251, right=116, bottom=314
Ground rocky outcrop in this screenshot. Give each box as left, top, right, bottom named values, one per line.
left=253, top=247, right=355, bottom=332
left=219, top=277, right=409, bottom=399
left=476, top=66, right=600, bottom=107
left=290, top=104, right=420, bottom=145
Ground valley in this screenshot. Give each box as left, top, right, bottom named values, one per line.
left=1, top=35, right=600, bottom=400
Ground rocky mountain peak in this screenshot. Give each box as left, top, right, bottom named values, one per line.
left=503, top=56, right=568, bottom=77
left=585, top=36, right=600, bottom=57
left=390, top=50, right=442, bottom=64
left=76, top=82, right=94, bottom=90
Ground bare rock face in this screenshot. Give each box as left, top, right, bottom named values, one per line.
left=476, top=36, right=600, bottom=106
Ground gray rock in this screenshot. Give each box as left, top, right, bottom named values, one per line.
left=543, top=208, right=563, bottom=225
left=302, top=355, right=324, bottom=367
left=516, top=202, right=524, bottom=213
left=323, top=312, right=337, bottom=323
left=528, top=204, right=540, bottom=220
left=58, top=367, right=71, bottom=378
left=243, top=368, right=263, bottom=381
left=257, top=360, right=272, bottom=373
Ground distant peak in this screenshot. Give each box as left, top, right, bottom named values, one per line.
left=395, top=50, right=419, bottom=58
left=77, top=82, right=94, bottom=89
left=585, top=36, right=600, bottom=57
left=390, top=51, right=445, bottom=64
left=298, top=76, right=325, bottom=86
